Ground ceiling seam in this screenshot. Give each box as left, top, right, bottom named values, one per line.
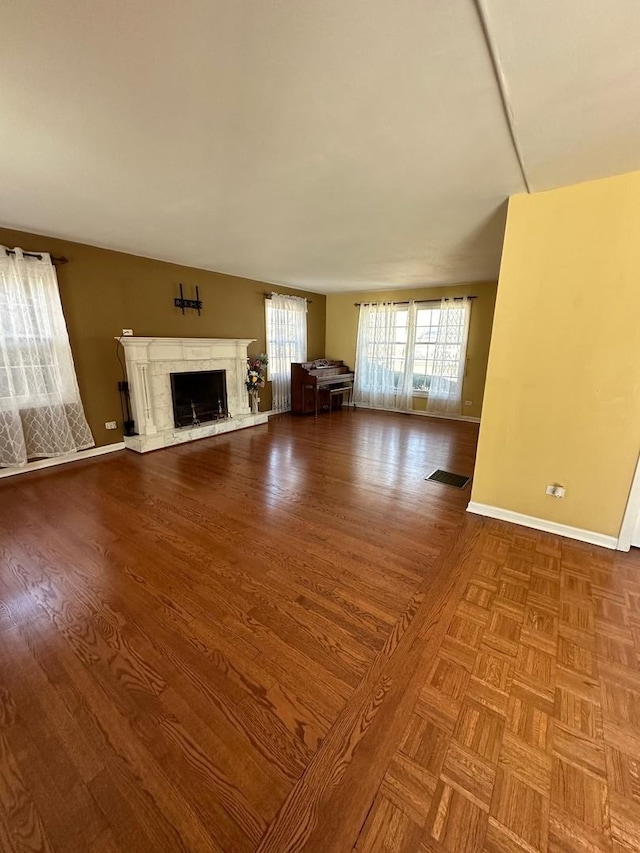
left=473, top=0, right=532, bottom=193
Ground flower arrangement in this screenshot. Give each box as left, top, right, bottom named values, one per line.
left=245, top=353, right=268, bottom=395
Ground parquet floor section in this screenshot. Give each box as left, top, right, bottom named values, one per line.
left=0, top=409, right=639, bottom=852
left=357, top=524, right=640, bottom=853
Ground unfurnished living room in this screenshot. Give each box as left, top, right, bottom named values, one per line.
left=1, top=2, right=640, bottom=852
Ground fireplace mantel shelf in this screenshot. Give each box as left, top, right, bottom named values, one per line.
left=117, top=336, right=267, bottom=453
left=118, top=336, right=256, bottom=347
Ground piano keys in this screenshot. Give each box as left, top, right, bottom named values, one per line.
left=291, top=360, right=355, bottom=416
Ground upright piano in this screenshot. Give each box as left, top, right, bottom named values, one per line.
left=291, top=360, right=355, bottom=416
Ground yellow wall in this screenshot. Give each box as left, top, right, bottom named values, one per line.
left=0, top=227, right=325, bottom=448
left=471, top=171, right=640, bottom=538
left=325, top=282, right=497, bottom=419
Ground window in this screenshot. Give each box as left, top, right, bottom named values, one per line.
left=265, top=293, right=307, bottom=412
left=358, top=306, right=409, bottom=393
left=0, top=248, right=94, bottom=467
left=354, top=298, right=471, bottom=413
left=0, top=278, right=59, bottom=401
left=412, top=305, right=468, bottom=395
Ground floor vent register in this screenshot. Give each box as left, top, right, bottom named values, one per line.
left=425, top=469, right=470, bottom=489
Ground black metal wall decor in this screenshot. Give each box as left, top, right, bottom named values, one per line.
left=174, top=282, right=203, bottom=315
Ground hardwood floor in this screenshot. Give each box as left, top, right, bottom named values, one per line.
left=0, top=410, right=639, bottom=852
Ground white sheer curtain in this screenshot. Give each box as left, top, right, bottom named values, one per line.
left=265, top=293, right=307, bottom=412
left=425, top=297, right=471, bottom=415
left=354, top=301, right=417, bottom=411
left=0, top=247, right=94, bottom=467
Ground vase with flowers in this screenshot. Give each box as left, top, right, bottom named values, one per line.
left=246, top=353, right=268, bottom=413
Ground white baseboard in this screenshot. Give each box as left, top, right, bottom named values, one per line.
left=413, top=409, right=481, bottom=424
left=0, top=442, right=125, bottom=479
left=354, top=403, right=480, bottom=424
left=466, top=501, right=618, bottom=550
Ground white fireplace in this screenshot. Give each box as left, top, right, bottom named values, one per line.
left=117, top=336, right=268, bottom=453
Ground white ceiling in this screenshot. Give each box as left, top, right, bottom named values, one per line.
left=1, top=1, right=639, bottom=293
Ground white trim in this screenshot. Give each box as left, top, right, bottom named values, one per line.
left=354, top=403, right=480, bottom=424
left=466, top=501, right=618, bottom=551
left=0, top=443, right=125, bottom=479
left=617, top=452, right=640, bottom=551
left=414, top=409, right=481, bottom=424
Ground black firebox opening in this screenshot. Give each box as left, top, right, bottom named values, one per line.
left=170, top=370, right=228, bottom=428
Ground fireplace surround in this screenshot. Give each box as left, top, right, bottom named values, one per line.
left=117, top=337, right=268, bottom=453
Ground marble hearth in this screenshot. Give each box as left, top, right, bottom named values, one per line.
left=118, top=337, right=268, bottom=453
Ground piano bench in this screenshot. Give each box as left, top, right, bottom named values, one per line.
left=328, top=385, right=354, bottom=414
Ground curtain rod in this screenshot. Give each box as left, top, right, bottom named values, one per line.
left=354, top=295, right=476, bottom=307
left=4, top=248, right=69, bottom=265
left=264, top=291, right=312, bottom=303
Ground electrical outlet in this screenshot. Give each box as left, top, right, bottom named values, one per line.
left=464, top=400, right=473, bottom=407
left=545, top=484, right=565, bottom=498
left=122, top=329, right=133, bottom=337
left=105, top=421, right=117, bottom=430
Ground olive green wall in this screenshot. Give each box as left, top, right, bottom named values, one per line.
left=325, top=281, right=497, bottom=419
left=0, top=227, right=326, bottom=448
